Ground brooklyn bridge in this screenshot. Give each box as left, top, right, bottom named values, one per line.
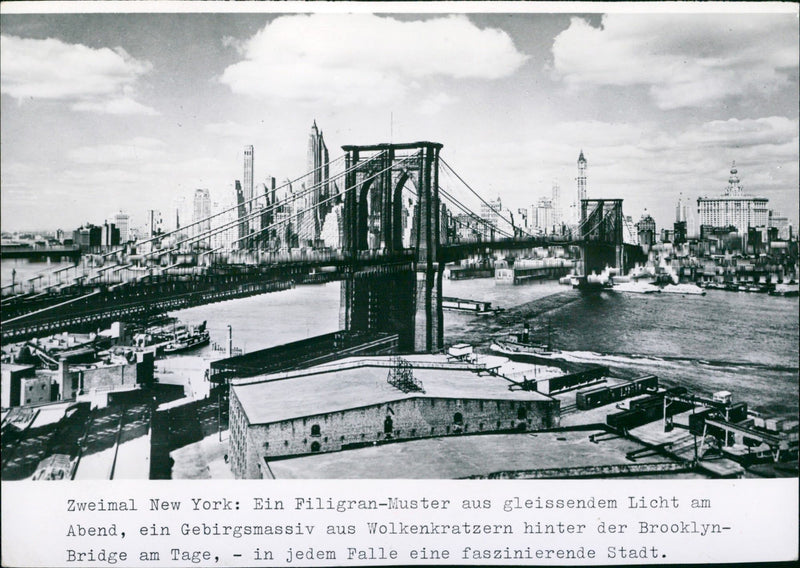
left=1, top=141, right=639, bottom=348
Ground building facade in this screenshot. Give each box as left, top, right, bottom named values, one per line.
left=101, top=222, right=120, bottom=247
left=192, top=189, right=211, bottom=238
left=551, top=180, right=561, bottom=227
left=480, top=197, right=503, bottom=239
left=636, top=213, right=657, bottom=249
left=72, top=225, right=102, bottom=250
left=532, top=197, right=554, bottom=234
left=769, top=210, right=792, bottom=240
left=697, top=162, right=769, bottom=233
left=112, top=212, right=130, bottom=244
left=228, top=357, right=560, bottom=479
left=243, top=145, right=254, bottom=205
left=146, top=209, right=163, bottom=238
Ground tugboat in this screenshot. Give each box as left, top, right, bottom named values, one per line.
left=163, top=321, right=211, bottom=354
left=490, top=320, right=562, bottom=362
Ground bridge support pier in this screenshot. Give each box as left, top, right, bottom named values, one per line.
left=340, top=270, right=416, bottom=351
left=340, top=141, right=444, bottom=353
left=413, top=266, right=443, bottom=353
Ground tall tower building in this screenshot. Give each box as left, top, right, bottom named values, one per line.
left=576, top=150, right=587, bottom=225
left=532, top=198, right=554, bottom=234
left=112, top=211, right=130, bottom=243
left=551, top=180, right=561, bottom=227
left=675, top=194, right=688, bottom=223
left=674, top=195, right=688, bottom=245
left=243, top=145, right=254, bottom=209
left=193, top=188, right=211, bottom=236
left=302, top=120, right=330, bottom=244
left=173, top=196, right=188, bottom=234
left=146, top=209, right=163, bottom=238
left=234, top=180, right=248, bottom=249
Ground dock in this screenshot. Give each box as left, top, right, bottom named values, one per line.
left=625, top=412, right=745, bottom=478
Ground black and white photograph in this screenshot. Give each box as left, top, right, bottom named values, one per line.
left=1, top=1, right=798, bottom=566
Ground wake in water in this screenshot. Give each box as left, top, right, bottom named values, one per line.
left=517, top=348, right=799, bottom=418
left=554, top=349, right=799, bottom=375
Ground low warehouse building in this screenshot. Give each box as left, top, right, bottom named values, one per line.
left=228, top=355, right=560, bottom=479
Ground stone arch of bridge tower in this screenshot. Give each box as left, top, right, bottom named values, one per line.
left=356, top=176, right=377, bottom=250
left=340, top=141, right=443, bottom=353
left=392, top=167, right=419, bottom=251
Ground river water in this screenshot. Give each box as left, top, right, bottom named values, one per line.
left=171, top=277, right=798, bottom=420
left=3, top=259, right=797, bottom=419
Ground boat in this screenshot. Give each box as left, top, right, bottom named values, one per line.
left=490, top=320, right=563, bottom=362
left=442, top=296, right=496, bottom=314
left=163, top=321, right=211, bottom=354
left=611, top=280, right=661, bottom=294
left=660, top=283, right=706, bottom=296
left=770, top=283, right=799, bottom=297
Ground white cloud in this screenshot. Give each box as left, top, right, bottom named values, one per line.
left=418, top=93, right=458, bottom=116
left=67, top=137, right=166, bottom=164
left=71, top=96, right=158, bottom=116
left=220, top=14, right=527, bottom=107
left=0, top=35, right=157, bottom=115
left=677, top=116, right=799, bottom=149
left=551, top=14, right=798, bottom=109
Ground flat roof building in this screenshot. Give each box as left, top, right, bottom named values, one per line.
left=228, top=355, right=560, bottom=479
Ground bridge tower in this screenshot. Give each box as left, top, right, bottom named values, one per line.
left=580, top=198, right=624, bottom=277
left=340, top=142, right=444, bottom=352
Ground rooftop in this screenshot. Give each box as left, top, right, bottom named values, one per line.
left=266, top=430, right=698, bottom=479
left=232, top=354, right=551, bottom=425
left=1, top=364, right=35, bottom=373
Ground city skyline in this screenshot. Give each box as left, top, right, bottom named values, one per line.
left=1, top=5, right=798, bottom=234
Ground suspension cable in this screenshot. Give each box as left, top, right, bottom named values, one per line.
left=200, top=152, right=422, bottom=255
left=439, top=156, right=521, bottom=235
left=144, top=151, right=385, bottom=257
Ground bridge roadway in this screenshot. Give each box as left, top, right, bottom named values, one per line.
left=0, top=245, right=82, bottom=262
left=0, top=250, right=416, bottom=342
left=1, top=238, right=583, bottom=343
left=438, top=236, right=579, bottom=263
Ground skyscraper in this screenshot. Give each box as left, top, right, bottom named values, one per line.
left=675, top=194, right=688, bottom=223
left=193, top=188, right=211, bottom=236
left=575, top=150, right=587, bottom=225
left=551, top=180, right=561, bottom=227
left=234, top=180, right=248, bottom=249
left=173, top=196, right=188, bottom=234
left=532, top=198, right=554, bottom=234
left=146, top=209, right=163, bottom=238
left=243, top=145, right=254, bottom=208
left=112, top=211, right=130, bottom=243
left=302, top=121, right=330, bottom=244
left=674, top=194, right=688, bottom=245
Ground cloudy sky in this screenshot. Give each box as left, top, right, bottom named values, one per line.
left=1, top=4, right=798, bottom=234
